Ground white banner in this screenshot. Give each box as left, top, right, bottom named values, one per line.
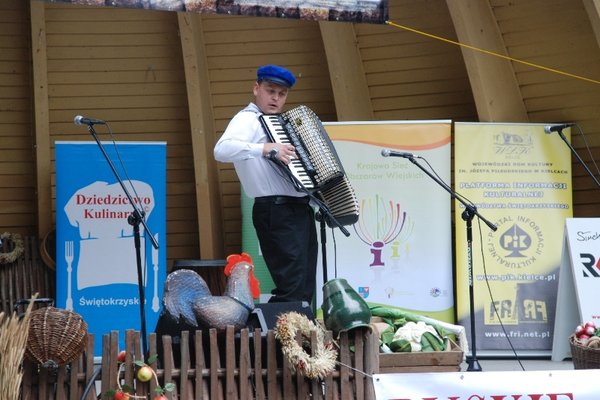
left=552, top=218, right=600, bottom=361
left=319, top=121, right=454, bottom=321
left=563, top=218, right=600, bottom=323
left=242, top=120, right=455, bottom=322
left=374, top=370, right=595, bottom=400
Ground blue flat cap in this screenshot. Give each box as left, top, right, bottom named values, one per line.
left=257, top=65, right=296, bottom=88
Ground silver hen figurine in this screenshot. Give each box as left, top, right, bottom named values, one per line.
left=161, top=253, right=261, bottom=330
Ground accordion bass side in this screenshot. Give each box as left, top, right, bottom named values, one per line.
left=259, top=105, right=359, bottom=227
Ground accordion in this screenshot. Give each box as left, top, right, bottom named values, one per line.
left=259, top=105, right=359, bottom=227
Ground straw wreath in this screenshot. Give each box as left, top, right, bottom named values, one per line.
left=274, top=311, right=338, bottom=380
left=0, top=232, right=24, bottom=265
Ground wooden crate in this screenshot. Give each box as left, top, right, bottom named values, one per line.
left=377, top=340, right=463, bottom=373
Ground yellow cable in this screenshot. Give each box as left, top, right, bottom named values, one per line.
left=386, top=20, right=600, bottom=85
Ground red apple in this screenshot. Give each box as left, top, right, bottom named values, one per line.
left=117, top=350, right=126, bottom=363
left=114, top=390, right=130, bottom=400
left=137, top=365, right=154, bottom=382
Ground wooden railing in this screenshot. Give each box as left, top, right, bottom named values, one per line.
left=21, top=327, right=379, bottom=400
left=0, top=236, right=55, bottom=315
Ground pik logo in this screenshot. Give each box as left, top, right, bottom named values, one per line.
left=487, top=216, right=544, bottom=270
left=580, top=253, right=600, bottom=278
left=353, top=195, right=410, bottom=268
left=499, top=223, right=532, bottom=257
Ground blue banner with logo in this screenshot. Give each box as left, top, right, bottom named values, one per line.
left=56, top=141, right=167, bottom=356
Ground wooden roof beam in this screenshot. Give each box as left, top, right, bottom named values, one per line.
left=319, top=21, right=374, bottom=121
left=583, top=0, right=600, bottom=49
left=30, top=0, right=53, bottom=239
left=446, top=0, right=528, bottom=122
left=178, top=12, right=223, bottom=259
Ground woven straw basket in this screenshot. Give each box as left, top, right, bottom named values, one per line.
left=569, top=334, right=600, bottom=369
left=25, top=307, right=88, bottom=367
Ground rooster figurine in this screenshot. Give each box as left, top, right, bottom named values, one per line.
left=160, top=253, right=261, bottom=331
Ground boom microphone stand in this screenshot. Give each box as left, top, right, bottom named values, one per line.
left=390, top=152, right=497, bottom=371
left=548, top=125, right=600, bottom=189
left=83, top=120, right=159, bottom=357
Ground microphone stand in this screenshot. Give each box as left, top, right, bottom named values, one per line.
left=86, top=123, right=159, bottom=357
left=551, top=127, right=600, bottom=189
left=403, top=155, right=497, bottom=372
left=267, top=156, right=350, bottom=286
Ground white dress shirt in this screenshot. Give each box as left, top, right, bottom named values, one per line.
left=214, top=103, right=304, bottom=198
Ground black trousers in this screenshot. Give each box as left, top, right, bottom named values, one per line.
left=253, top=196, right=318, bottom=304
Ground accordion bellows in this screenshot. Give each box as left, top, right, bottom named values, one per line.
left=260, top=105, right=359, bottom=227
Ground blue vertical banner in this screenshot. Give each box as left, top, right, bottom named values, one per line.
left=56, top=141, right=167, bottom=356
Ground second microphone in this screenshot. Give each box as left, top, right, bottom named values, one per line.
left=381, top=149, right=420, bottom=159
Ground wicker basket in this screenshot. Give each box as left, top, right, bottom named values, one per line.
left=569, top=334, right=600, bottom=369
left=25, top=307, right=88, bottom=367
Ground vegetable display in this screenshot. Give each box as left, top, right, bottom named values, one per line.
left=370, top=305, right=468, bottom=353
left=573, top=321, right=600, bottom=348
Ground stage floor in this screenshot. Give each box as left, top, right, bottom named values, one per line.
left=460, top=357, right=574, bottom=372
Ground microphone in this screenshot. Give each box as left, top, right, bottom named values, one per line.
left=74, top=115, right=106, bottom=126
left=381, top=149, right=419, bottom=159
left=544, top=123, right=574, bottom=134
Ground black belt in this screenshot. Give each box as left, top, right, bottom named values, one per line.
left=255, top=196, right=310, bottom=205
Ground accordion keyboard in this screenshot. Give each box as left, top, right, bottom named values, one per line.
left=260, top=105, right=359, bottom=227
left=259, top=114, right=316, bottom=189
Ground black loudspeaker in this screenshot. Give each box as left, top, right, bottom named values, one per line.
left=155, top=310, right=199, bottom=367
left=246, top=301, right=315, bottom=335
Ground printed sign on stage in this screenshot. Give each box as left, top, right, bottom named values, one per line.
left=56, top=141, right=167, bottom=356
left=374, top=370, right=596, bottom=400
left=552, top=218, right=600, bottom=361
left=320, top=121, right=454, bottom=320
left=454, top=123, right=573, bottom=353
left=242, top=120, right=455, bottom=323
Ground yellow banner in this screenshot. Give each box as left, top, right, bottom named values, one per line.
left=454, top=123, right=572, bottom=352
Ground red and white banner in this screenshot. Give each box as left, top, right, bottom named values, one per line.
left=374, top=370, right=595, bottom=400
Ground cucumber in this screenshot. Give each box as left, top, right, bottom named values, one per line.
left=422, top=331, right=445, bottom=351
left=389, top=339, right=412, bottom=352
